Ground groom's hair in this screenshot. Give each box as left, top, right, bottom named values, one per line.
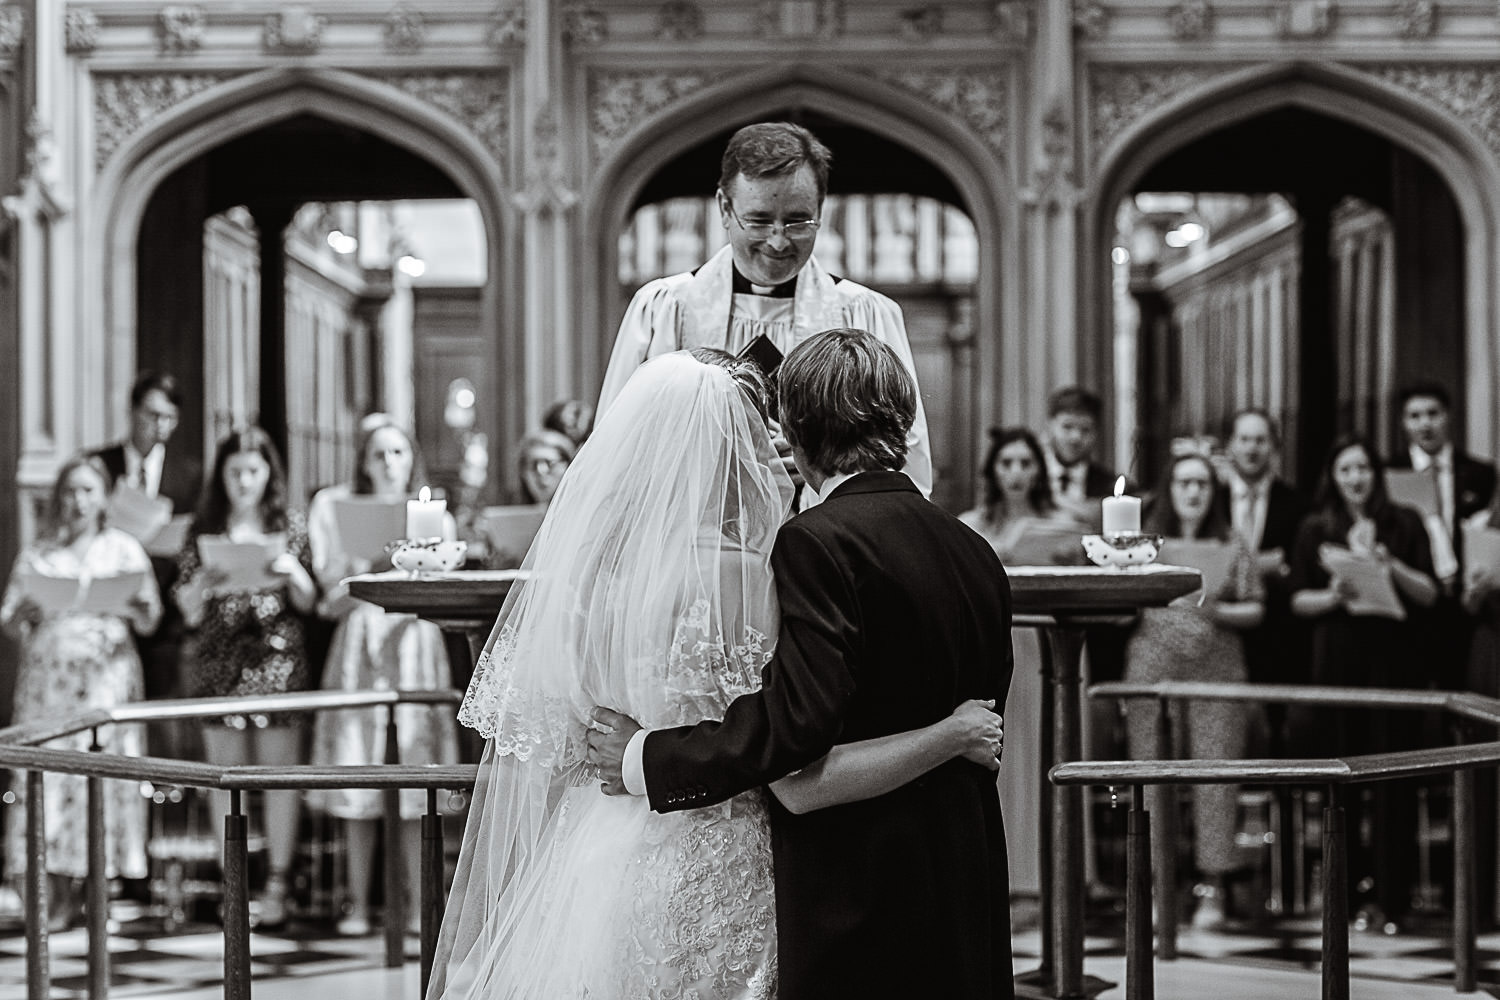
left=778, top=328, right=915, bottom=476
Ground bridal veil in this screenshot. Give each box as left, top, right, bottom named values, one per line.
left=427, top=351, right=791, bottom=999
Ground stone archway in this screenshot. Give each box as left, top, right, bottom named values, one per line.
left=1085, top=60, right=1500, bottom=460
left=580, top=64, right=1017, bottom=504
left=83, top=65, right=519, bottom=458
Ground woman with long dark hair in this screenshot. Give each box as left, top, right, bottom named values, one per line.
left=1290, top=434, right=1436, bottom=933
left=173, top=427, right=317, bottom=927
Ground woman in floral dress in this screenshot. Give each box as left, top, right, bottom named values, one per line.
left=1, top=455, right=161, bottom=929
left=173, top=428, right=318, bottom=927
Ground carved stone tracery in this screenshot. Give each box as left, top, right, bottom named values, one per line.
left=1395, top=0, right=1436, bottom=38
left=93, top=72, right=244, bottom=168
left=0, top=6, right=24, bottom=56
left=1086, top=64, right=1238, bottom=165
left=657, top=1, right=704, bottom=42
left=384, top=6, right=426, bottom=53
left=587, top=69, right=729, bottom=160
left=870, top=68, right=1011, bottom=161
left=379, top=72, right=509, bottom=173
left=157, top=5, right=206, bottom=54
left=1368, top=64, right=1500, bottom=164
left=65, top=8, right=102, bottom=55
left=1168, top=0, right=1213, bottom=40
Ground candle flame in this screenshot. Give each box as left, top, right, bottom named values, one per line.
left=419, top=486, right=431, bottom=502
left=1114, top=476, right=1126, bottom=498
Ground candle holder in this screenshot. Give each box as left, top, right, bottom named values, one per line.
left=1082, top=532, right=1164, bottom=569
left=387, top=538, right=469, bottom=575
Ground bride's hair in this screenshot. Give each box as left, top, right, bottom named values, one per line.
left=688, top=346, right=772, bottom=426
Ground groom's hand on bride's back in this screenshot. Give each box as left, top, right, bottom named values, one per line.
left=587, top=706, right=643, bottom=795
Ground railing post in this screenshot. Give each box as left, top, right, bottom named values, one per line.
left=1048, top=625, right=1089, bottom=999
left=382, top=705, right=404, bottom=969
left=86, top=727, right=109, bottom=1000
left=25, top=770, right=49, bottom=1000
left=223, top=789, right=252, bottom=1000
left=1126, top=784, right=1154, bottom=1000
left=1154, top=698, right=1178, bottom=962
left=1453, top=766, right=1476, bottom=994
left=420, top=788, right=443, bottom=995
left=1321, top=784, right=1349, bottom=1000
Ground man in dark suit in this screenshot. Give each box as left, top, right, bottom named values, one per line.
left=590, top=329, right=1014, bottom=999
left=1044, top=385, right=1121, bottom=516
left=89, top=371, right=203, bottom=720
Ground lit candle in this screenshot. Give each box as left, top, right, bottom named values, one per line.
left=406, top=486, right=446, bottom=540
left=1101, top=476, right=1140, bottom=536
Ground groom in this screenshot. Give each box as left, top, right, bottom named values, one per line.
left=590, top=328, right=1014, bottom=999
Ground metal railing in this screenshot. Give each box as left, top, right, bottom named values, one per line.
left=0, top=688, right=478, bottom=1000
left=1053, top=680, right=1500, bottom=1000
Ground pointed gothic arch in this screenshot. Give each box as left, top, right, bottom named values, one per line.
left=578, top=65, right=1018, bottom=455
left=1085, top=60, right=1500, bottom=458
left=84, top=65, right=520, bottom=455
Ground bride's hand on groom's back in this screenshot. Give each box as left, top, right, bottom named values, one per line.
left=946, top=699, right=1005, bottom=771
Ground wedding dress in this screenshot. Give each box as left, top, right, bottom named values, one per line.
left=427, top=352, right=791, bottom=999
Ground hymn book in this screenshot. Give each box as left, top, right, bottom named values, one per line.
left=1318, top=542, right=1406, bottom=620
left=196, top=534, right=286, bottom=591
left=1157, top=539, right=1236, bottom=605
left=332, top=498, right=408, bottom=564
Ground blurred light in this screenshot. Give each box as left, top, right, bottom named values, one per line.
left=1165, top=221, right=1205, bottom=248
left=326, top=230, right=358, bottom=254
left=1111, top=246, right=1130, bottom=265
left=455, top=387, right=475, bottom=409
left=397, top=254, right=426, bottom=277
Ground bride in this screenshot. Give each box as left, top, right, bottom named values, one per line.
left=427, top=350, right=1002, bottom=999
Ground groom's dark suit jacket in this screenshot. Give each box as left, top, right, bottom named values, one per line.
left=643, top=471, right=1015, bottom=1000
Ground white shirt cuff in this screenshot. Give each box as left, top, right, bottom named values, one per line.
left=622, top=729, right=649, bottom=796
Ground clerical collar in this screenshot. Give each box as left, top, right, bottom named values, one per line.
left=731, top=266, right=798, bottom=298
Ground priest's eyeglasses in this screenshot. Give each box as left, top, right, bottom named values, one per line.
left=721, top=195, right=821, bottom=241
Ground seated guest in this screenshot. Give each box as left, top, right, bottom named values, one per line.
left=1125, top=451, right=1264, bottom=929
left=1, top=455, right=161, bottom=929
left=1043, top=386, right=1121, bottom=525
left=172, top=428, right=318, bottom=929
left=1290, top=434, right=1437, bottom=934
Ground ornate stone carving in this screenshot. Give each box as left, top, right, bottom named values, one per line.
left=65, top=7, right=102, bottom=54
left=0, top=6, right=24, bottom=56
left=1073, top=0, right=1107, bottom=39
left=1369, top=64, right=1500, bottom=163
left=1395, top=0, right=1436, bottom=38
left=657, top=1, right=704, bottom=41
left=1276, top=0, right=1334, bottom=38
left=384, top=5, right=425, bottom=52
left=489, top=3, right=526, bottom=47
left=1087, top=64, right=1237, bottom=163
left=158, top=5, right=206, bottom=54
left=587, top=69, right=729, bottom=160
left=264, top=6, right=326, bottom=53
left=382, top=72, right=509, bottom=172
left=512, top=101, right=579, bottom=215
left=93, top=72, right=242, bottom=167
left=991, top=0, right=1032, bottom=42
left=758, top=0, right=844, bottom=40
left=1023, top=98, right=1080, bottom=208
left=1168, top=0, right=1213, bottom=39
left=562, top=3, right=608, bottom=46
left=870, top=68, right=1010, bottom=160
left=898, top=7, right=944, bottom=40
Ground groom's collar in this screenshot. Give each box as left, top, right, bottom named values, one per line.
left=822, top=470, right=919, bottom=502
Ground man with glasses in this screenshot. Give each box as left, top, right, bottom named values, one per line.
left=599, top=121, right=932, bottom=497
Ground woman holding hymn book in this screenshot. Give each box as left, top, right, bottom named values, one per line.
left=959, top=426, right=1082, bottom=895
left=0, top=455, right=161, bottom=930
left=1123, top=450, right=1265, bottom=930
left=306, top=414, right=458, bottom=937
left=172, top=428, right=316, bottom=928
left=1289, top=434, right=1436, bottom=935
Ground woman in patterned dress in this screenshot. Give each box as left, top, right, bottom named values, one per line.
left=306, top=415, right=457, bottom=936
left=173, top=428, right=317, bottom=927
left=1, top=455, right=161, bottom=929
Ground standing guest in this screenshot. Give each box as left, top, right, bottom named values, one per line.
left=1, top=455, right=161, bottom=930
left=307, top=415, right=457, bottom=936
left=1125, top=451, right=1264, bottom=929
left=598, top=120, right=932, bottom=497
left=1290, top=434, right=1437, bottom=934
left=1043, top=386, right=1121, bottom=521
left=541, top=399, right=594, bottom=448
left=959, top=426, right=1076, bottom=898
left=1215, top=409, right=1310, bottom=746
left=1462, top=492, right=1500, bottom=928
left=89, top=372, right=203, bottom=756
left=172, top=428, right=317, bottom=928
left=512, top=429, right=575, bottom=506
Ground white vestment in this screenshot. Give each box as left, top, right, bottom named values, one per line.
left=598, top=245, right=933, bottom=497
